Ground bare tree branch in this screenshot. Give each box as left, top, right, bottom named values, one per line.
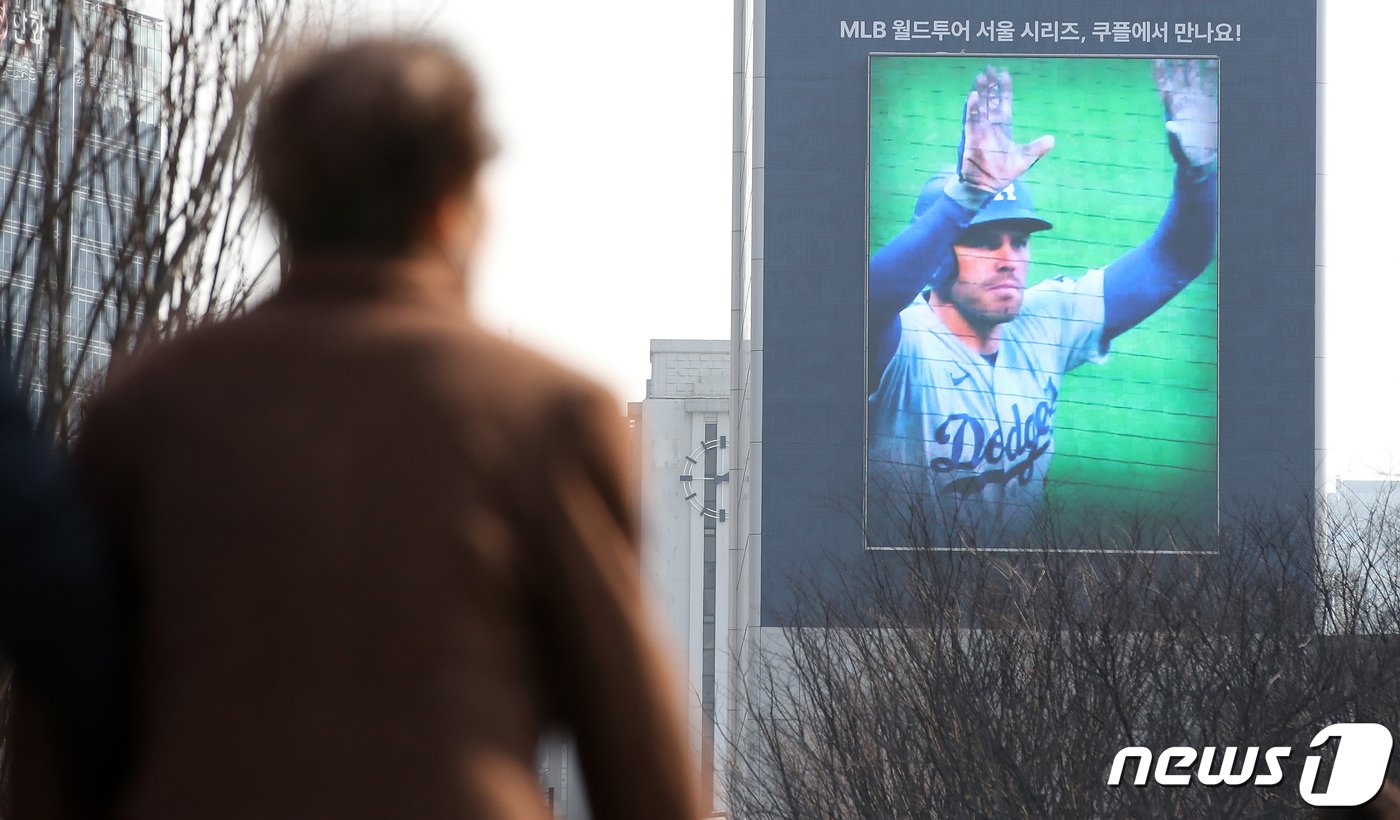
left=0, top=0, right=331, bottom=447
left=726, top=494, right=1400, bottom=818
left=0, top=1, right=337, bottom=804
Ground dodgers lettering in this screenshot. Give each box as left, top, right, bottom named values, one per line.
left=930, top=400, right=1054, bottom=475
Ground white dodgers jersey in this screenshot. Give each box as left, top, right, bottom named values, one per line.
left=868, top=269, right=1108, bottom=547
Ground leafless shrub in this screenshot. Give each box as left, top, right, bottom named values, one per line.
left=727, top=495, right=1400, bottom=818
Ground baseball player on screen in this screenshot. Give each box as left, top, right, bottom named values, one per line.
left=867, top=60, right=1218, bottom=546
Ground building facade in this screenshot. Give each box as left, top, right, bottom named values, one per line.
left=1, top=0, right=162, bottom=417
left=1331, top=479, right=1400, bottom=515
left=727, top=0, right=763, bottom=801
left=638, top=339, right=731, bottom=817
left=536, top=734, right=589, bottom=820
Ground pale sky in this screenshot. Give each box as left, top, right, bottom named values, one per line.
left=353, top=0, right=734, bottom=404
left=346, top=1, right=1395, bottom=483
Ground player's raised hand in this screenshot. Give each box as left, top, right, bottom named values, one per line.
left=958, top=66, right=1055, bottom=194
left=1154, top=58, right=1218, bottom=168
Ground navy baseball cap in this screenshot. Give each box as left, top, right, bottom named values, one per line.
left=912, top=172, right=1053, bottom=234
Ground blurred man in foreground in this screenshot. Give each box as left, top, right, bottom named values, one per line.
left=23, top=38, right=699, bottom=819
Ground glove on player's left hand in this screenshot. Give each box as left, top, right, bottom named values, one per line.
left=1154, top=58, right=1218, bottom=169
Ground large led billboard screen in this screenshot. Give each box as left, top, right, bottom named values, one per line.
left=865, top=56, right=1218, bottom=549
left=749, top=1, right=1316, bottom=620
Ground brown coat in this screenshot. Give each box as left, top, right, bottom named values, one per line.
left=65, top=256, right=700, bottom=819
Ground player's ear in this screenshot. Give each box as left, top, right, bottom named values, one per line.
left=932, top=252, right=959, bottom=301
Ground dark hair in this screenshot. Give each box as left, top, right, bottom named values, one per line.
left=253, top=38, right=494, bottom=254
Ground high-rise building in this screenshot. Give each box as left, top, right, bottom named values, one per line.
left=1, top=0, right=163, bottom=411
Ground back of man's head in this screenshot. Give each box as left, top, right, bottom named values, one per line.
left=254, top=38, right=493, bottom=256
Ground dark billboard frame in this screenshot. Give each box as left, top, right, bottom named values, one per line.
left=756, top=1, right=1317, bottom=626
